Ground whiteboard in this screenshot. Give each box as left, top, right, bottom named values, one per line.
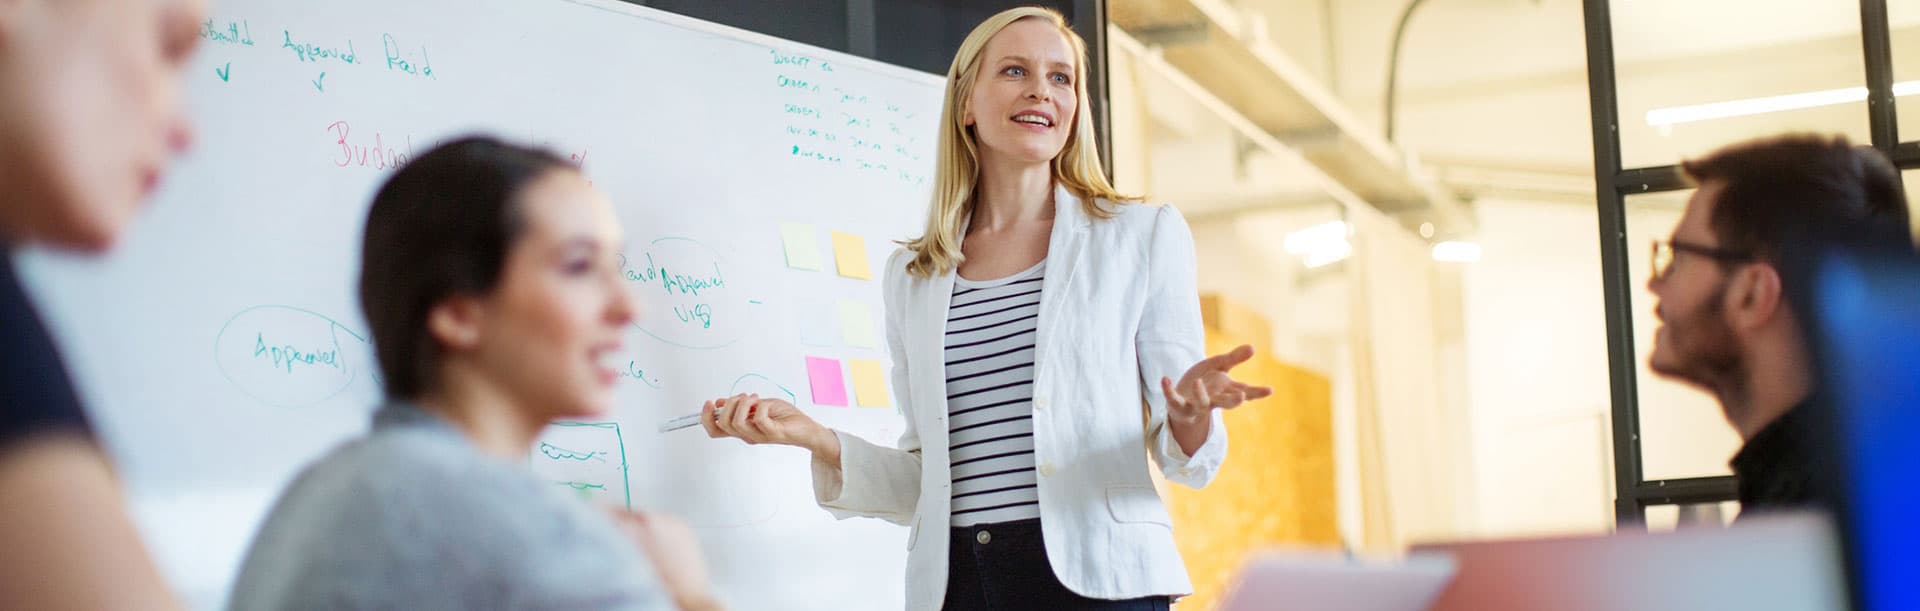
left=17, top=1, right=940, bottom=609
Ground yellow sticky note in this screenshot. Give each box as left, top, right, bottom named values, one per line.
left=849, top=359, right=890, bottom=408
left=838, top=300, right=877, bottom=348
left=832, top=231, right=872, bottom=280
left=780, top=223, right=824, bottom=271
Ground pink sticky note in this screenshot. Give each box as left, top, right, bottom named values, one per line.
left=805, top=357, right=848, bottom=406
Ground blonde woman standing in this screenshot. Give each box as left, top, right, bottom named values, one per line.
left=704, top=7, right=1268, bottom=610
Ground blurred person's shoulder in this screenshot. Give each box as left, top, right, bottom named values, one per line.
left=234, top=402, right=666, bottom=609
left=0, top=252, right=91, bottom=454
left=266, top=403, right=543, bottom=524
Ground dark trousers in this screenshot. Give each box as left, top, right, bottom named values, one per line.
left=942, top=518, right=1173, bottom=611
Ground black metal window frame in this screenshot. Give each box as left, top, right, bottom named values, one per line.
left=1584, top=0, right=1920, bottom=527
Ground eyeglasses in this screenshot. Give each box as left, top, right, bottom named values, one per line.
left=1651, top=240, right=1754, bottom=282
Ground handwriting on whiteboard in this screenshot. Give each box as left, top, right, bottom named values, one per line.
left=622, top=237, right=747, bottom=350
left=325, top=121, right=590, bottom=176
left=281, top=29, right=359, bottom=65
left=329, top=121, right=417, bottom=170
left=214, top=305, right=370, bottom=408
left=381, top=33, right=435, bottom=80
left=201, top=18, right=256, bottom=46
left=199, top=14, right=441, bottom=91
left=767, top=49, right=928, bottom=185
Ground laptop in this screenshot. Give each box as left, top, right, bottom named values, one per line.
left=1414, top=514, right=1847, bottom=611
left=1216, top=550, right=1455, bottom=611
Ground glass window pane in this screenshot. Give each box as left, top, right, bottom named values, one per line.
left=1613, top=1, right=1870, bottom=169
left=1624, top=191, right=1743, bottom=480
left=1646, top=501, right=1743, bottom=532
left=1463, top=200, right=1615, bottom=537
left=1906, top=170, right=1920, bottom=242
left=1888, top=1, right=1920, bottom=143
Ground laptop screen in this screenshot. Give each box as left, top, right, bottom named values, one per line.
left=1805, top=246, right=1920, bottom=611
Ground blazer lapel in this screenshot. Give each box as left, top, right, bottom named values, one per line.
left=917, top=248, right=957, bottom=451
left=1035, top=185, right=1093, bottom=374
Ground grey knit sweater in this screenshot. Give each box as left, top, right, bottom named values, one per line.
left=227, top=403, right=671, bottom=611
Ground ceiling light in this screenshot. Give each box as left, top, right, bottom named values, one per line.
left=1432, top=241, right=1482, bottom=263
left=1646, top=80, right=1920, bottom=127
left=1284, top=221, right=1351, bottom=268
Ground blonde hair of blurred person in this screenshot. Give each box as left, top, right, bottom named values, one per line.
left=0, top=0, right=203, bottom=609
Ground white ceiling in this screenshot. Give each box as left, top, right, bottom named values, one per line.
left=1117, top=0, right=1920, bottom=222
left=1203, top=0, right=1920, bottom=118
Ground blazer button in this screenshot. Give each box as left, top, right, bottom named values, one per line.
left=976, top=530, right=992, bottom=545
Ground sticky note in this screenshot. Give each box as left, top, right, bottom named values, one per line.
left=849, top=359, right=890, bottom=407
left=838, top=300, right=878, bottom=348
left=780, top=223, right=823, bottom=271
left=805, top=356, right=848, bottom=406
left=832, top=231, right=872, bottom=280
left=798, top=298, right=838, bottom=347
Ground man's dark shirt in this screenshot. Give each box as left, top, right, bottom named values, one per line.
left=1730, top=398, right=1819, bottom=514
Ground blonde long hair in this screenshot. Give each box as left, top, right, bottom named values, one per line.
left=903, top=7, right=1139, bottom=278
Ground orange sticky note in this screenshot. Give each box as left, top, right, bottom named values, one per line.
left=849, top=359, right=889, bottom=408
left=832, top=231, right=872, bottom=280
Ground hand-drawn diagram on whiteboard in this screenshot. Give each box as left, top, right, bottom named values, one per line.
left=728, top=372, right=800, bottom=405
left=622, top=237, right=751, bottom=350
left=531, top=421, right=631, bottom=508
left=213, top=305, right=371, bottom=408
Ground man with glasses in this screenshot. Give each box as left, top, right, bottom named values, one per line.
left=1646, top=134, right=1912, bottom=514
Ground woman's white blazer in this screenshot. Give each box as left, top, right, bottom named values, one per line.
left=810, top=185, right=1227, bottom=610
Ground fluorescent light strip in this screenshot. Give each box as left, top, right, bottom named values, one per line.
left=1431, top=241, right=1482, bottom=263
left=1304, top=243, right=1351, bottom=269
left=1283, top=221, right=1349, bottom=256
left=1646, top=80, right=1920, bottom=127
left=1283, top=221, right=1351, bottom=269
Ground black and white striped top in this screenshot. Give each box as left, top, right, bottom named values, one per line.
left=945, top=259, right=1045, bottom=527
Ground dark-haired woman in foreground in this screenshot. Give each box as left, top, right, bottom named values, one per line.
left=229, top=137, right=717, bottom=611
